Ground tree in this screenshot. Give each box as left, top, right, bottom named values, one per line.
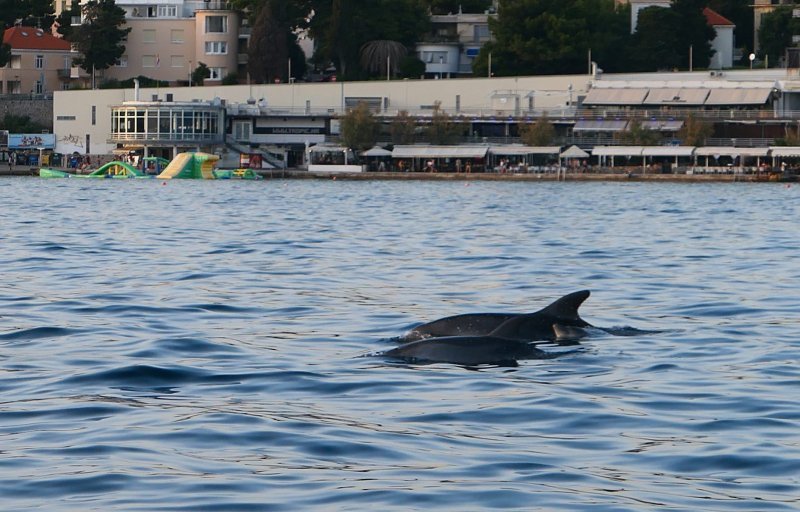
left=628, top=1, right=714, bottom=71
left=222, top=72, right=240, bottom=85
left=425, top=0, right=492, bottom=15
left=707, top=0, right=753, bottom=59
left=670, top=0, right=715, bottom=69
left=69, top=0, right=130, bottom=81
left=628, top=6, right=682, bottom=71
left=0, top=113, right=47, bottom=133
left=360, top=40, right=407, bottom=78
left=192, top=62, right=211, bottom=86
left=340, top=102, right=378, bottom=151
left=0, top=0, right=55, bottom=29
left=248, top=2, right=289, bottom=83
left=398, top=55, right=426, bottom=78
left=426, top=101, right=464, bottom=145
left=618, top=119, right=662, bottom=146
left=54, top=0, right=81, bottom=40
left=229, top=0, right=309, bottom=82
left=308, top=0, right=429, bottom=79
left=0, top=0, right=56, bottom=67
left=390, top=110, right=417, bottom=145
left=519, top=115, right=555, bottom=146
left=476, top=0, right=630, bottom=76
left=758, top=7, right=800, bottom=65
left=678, top=114, right=713, bottom=146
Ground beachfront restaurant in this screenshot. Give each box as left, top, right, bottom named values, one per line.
left=391, top=145, right=489, bottom=172
left=768, top=147, right=800, bottom=172
left=592, top=146, right=696, bottom=172
left=691, top=147, right=769, bottom=174
left=487, top=145, right=561, bottom=172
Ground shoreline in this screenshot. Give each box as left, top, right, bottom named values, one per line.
left=258, top=170, right=792, bottom=183
left=4, top=166, right=794, bottom=183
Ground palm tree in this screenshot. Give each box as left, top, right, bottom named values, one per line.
left=360, top=40, right=407, bottom=78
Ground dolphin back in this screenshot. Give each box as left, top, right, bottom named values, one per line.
left=536, top=290, right=591, bottom=324
left=491, top=290, right=592, bottom=340
left=400, top=312, right=516, bottom=342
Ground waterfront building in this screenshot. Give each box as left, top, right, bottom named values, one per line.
left=76, top=0, right=244, bottom=86
left=0, top=26, right=81, bottom=95
left=52, top=68, right=800, bottom=165
left=416, top=7, right=495, bottom=78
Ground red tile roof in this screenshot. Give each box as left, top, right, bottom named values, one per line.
left=703, top=7, right=734, bottom=27
left=2, top=26, right=72, bottom=51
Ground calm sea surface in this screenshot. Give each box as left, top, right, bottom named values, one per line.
left=1, top=178, right=798, bottom=511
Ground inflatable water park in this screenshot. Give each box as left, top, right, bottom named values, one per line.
left=39, top=152, right=261, bottom=180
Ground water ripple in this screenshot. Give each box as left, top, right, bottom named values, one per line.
left=0, top=180, right=799, bottom=511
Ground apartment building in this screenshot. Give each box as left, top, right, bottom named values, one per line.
left=0, top=26, right=79, bottom=96
left=416, top=9, right=494, bottom=78
left=92, top=0, right=243, bottom=85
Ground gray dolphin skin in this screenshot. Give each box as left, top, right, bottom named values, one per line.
left=383, top=290, right=594, bottom=365
left=398, top=290, right=592, bottom=343
left=382, top=336, right=549, bottom=366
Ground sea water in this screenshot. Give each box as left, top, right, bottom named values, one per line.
left=1, top=178, right=798, bottom=511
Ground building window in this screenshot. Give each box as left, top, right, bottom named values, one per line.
left=205, top=15, right=228, bottom=33
left=473, top=24, right=490, bottom=43
left=117, top=55, right=128, bottom=68
left=142, top=55, right=156, bottom=68
left=111, top=105, right=223, bottom=143
left=171, top=55, right=184, bottom=68
left=208, top=67, right=225, bottom=80
left=35, top=55, right=44, bottom=69
left=91, top=105, right=96, bottom=126
left=421, top=51, right=447, bottom=64
left=35, top=80, right=43, bottom=94
left=171, top=29, right=184, bottom=43
left=157, top=5, right=177, bottom=17
left=56, top=115, right=76, bottom=121
left=142, top=29, right=156, bottom=43
left=204, top=41, right=228, bottom=55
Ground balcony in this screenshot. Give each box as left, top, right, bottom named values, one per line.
left=56, top=68, right=81, bottom=79
left=197, top=1, right=233, bottom=10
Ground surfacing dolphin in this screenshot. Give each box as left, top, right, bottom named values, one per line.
left=397, top=290, right=593, bottom=343
left=382, top=313, right=586, bottom=366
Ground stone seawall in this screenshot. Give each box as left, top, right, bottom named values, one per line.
left=0, top=97, right=53, bottom=128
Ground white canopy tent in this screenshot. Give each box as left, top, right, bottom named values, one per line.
left=694, top=147, right=769, bottom=169
left=769, top=146, right=800, bottom=170
left=360, top=146, right=392, bottom=157
left=592, top=146, right=643, bottom=167
left=391, top=145, right=489, bottom=172
left=488, top=145, right=561, bottom=171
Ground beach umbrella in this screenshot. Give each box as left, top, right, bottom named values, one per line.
left=360, top=146, right=392, bottom=157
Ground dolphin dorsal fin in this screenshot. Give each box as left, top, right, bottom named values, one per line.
left=537, top=290, right=590, bottom=322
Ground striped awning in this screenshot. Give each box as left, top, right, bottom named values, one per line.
left=768, top=146, right=800, bottom=157
left=705, top=88, right=772, bottom=105
left=643, top=88, right=710, bottom=105
left=591, top=146, right=643, bottom=156
left=488, top=145, right=561, bottom=156
left=582, top=88, right=649, bottom=105
left=641, top=146, right=695, bottom=157
left=573, top=119, right=629, bottom=132
left=641, top=120, right=684, bottom=131
left=695, top=147, right=770, bottom=158
left=392, top=145, right=489, bottom=159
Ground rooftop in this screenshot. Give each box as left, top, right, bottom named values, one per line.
left=2, top=26, right=71, bottom=51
